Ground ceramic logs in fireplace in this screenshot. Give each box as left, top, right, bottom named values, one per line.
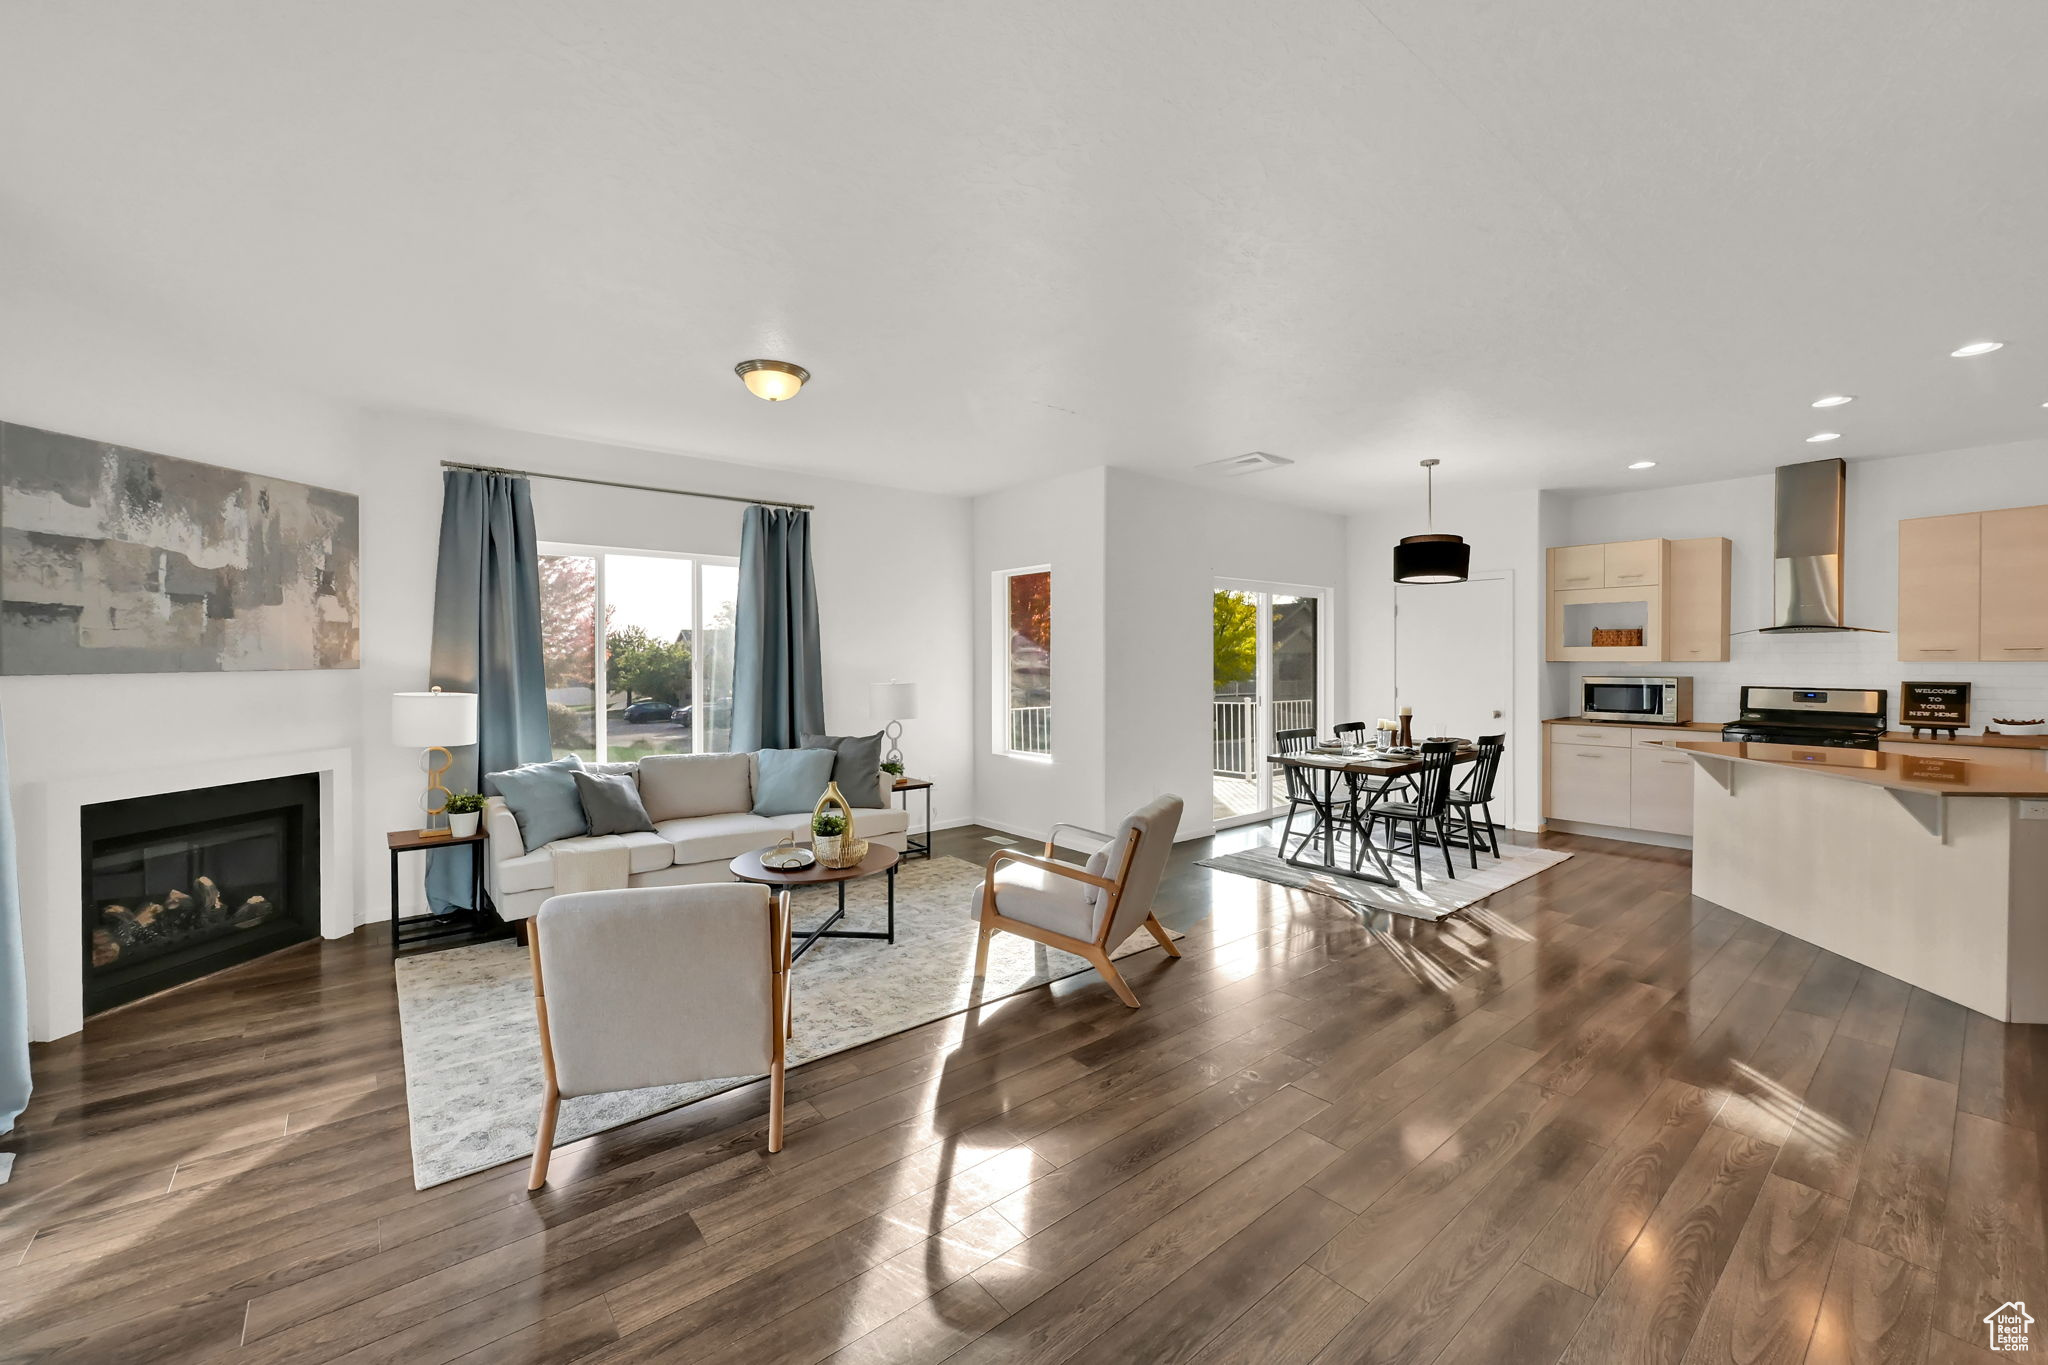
left=81, top=772, right=320, bottom=1015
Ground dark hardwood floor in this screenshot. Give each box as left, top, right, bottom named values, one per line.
left=4, top=822, right=2045, bottom=1363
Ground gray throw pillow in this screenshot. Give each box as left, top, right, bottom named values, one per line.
left=484, top=754, right=587, bottom=848
left=573, top=769, right=657, bottom=836
left=752, top=747, right=837, bottom=816
left=799, top=731, right=886, bottom=807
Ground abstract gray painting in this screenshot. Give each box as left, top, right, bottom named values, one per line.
left=0, top=423, right=359, bottom=674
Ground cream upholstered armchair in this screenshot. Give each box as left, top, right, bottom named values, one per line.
left=973, top=794, right=1184, bottom=1007
left=526, top=883, right=791, bottom=1189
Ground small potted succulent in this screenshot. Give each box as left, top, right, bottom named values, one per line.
left=810, top=810, right=847, bottom=865
left=444, top=791, right=486, bottom=839
left=881, top=759, right=905, bottom=781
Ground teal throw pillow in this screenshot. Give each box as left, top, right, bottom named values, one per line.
left=484, top=754, right=588, bottom=848
left=752, top=747, right=836, bottom=816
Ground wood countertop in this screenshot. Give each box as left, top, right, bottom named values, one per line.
left=1880, top=729, right=2048, bottom=751
left=1674, top=740, right=2048, bottom=798
left=1542, top=717, right=1729, bottom=733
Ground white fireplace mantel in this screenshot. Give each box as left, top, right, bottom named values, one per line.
left=25, top=745, right=355, bottom=1041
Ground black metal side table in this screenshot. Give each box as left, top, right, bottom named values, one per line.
left=893, top=777, right=933, bottom=859
left=386, top=828, right=494, bottom=956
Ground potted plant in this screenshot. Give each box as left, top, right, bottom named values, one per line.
left=810, top=810, right=847, bottom=865
left=881, top=759, right=905, bottom=781
left=444, top=791, right=486, bottom=839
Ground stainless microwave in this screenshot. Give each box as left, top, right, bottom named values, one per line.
left=1581, top=676, right=1692, bottom=725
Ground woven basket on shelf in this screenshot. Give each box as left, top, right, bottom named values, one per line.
left=1591, top=627, right=1644, bottom=647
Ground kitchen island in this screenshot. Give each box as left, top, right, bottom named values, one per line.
left=1677, top=740, right=2048, bottom=1021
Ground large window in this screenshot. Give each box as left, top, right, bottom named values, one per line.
left=538, top=545, right=739, bottom=762
left=998, top=567, right=1052, bottom=756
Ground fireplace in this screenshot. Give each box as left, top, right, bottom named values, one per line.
left=81, top=772, right=320, bottom=1015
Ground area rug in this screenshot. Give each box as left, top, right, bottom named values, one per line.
left=394, top=855, right=1180, bottom=1188
left=1198, top=836, right=1571, bottom=921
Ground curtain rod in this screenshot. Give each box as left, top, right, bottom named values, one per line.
left=439, top=460, right=815, bottom=512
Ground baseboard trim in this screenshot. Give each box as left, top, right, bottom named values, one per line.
left=1544, top=819, right=1693, bottom=850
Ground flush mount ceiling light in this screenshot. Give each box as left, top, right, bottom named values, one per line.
left=1628, top=460, right=1658, bottom=469
left=1811, top=395, right=1855, bottom=408
left=1806, top=432, right=1842, bottom=443
left=1393, top=458, right=1470, bottom=584
left=735, top=359, right=810, bottom=400
left=1951, top=341, right=2004, bottom=357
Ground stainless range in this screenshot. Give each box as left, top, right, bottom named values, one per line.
left=1720, top=686, right=1888, bottom=750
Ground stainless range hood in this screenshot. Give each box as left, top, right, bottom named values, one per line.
left=1759, top=456, right=1881, bottom=634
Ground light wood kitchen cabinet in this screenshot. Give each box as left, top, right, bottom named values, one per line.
left=1546, top=742, right=1633, bottom=826
left=1897, top=512, right=1980, bottom=661
left=1980, top=504, right=2048, bottom=660
left=1663, top=537, right=1731, bottom=662
left=1548, top=543, right=1605, bottom=591
left=1628, top=746, right=1696, bottom=835
left=1602, top=539, right=1663, bottom=588
left=1546, top=537, right=1726, bottom=662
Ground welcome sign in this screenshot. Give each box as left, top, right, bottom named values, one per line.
left=1901, top=681, right=1971, bottom=728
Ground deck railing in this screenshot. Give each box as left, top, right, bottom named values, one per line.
left=1008, top=705, right=1052, bottom=755
left=1212, top=697, right=1315, bottom=776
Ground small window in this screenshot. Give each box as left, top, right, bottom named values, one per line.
left=999, top=567, right=1052, bottom=755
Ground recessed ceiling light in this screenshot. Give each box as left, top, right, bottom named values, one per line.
left=1628, top=460, right=1657, bottom=469
left=1951, top=341, right=2004, bottom=357
left=1811, top=395, right=1854, bottom=408
left=1806, top=432, right=1841, bottom=443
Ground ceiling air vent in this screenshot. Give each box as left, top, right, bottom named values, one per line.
left=1198, top=451, right=1294, bottom=477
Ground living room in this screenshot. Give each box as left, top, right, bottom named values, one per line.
left=5, top=6, right=2048, bottom=1364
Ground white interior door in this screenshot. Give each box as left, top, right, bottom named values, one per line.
left=1394, top=575, right=1514, bottom=828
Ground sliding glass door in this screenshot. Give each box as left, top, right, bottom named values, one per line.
left=1212, top=580, right=1327, bottom=827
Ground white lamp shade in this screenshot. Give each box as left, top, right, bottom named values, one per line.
left=391, top=691, right=478, bottom=748
left=871, top=681, right=918, bottom=723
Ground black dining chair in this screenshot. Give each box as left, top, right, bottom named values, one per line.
left=1275, top=727, right=1342, bottom=862
left=1358, top=740, right=1461, bottom=883
left=1446, top=733, right=1506, bottom=866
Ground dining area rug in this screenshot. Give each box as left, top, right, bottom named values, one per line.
left=393, top=854, right=1180, bottom=1188
left=1198, top=836, right=1571, bottom=921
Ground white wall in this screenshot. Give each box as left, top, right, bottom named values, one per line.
left=1557, top=439, right=2048, bottom=727
left=970, top=468, right=1347, bottom=844
left=970, top=468, right=1109, bottom=839
left=358, top=413, right=976, bottom=913
left=1104, top=470, right=1348, bottom=839
left=0, top=297, right=368, bottom=1037
left=1348, top=488, right=1551, bottom=830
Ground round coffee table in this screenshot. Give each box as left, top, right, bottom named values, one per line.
left=729, top=843, right=901, bottom=962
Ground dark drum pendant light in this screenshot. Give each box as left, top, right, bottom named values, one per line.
left=1393, top=458, right=1471, bottom=584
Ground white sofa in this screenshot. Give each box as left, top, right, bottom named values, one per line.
left=483, top=751, right=909, bottom=921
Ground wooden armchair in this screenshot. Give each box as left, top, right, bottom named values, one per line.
left=972, top=795, right=1183, bottom=1007
left=526, top=882, right=792, bottom=1190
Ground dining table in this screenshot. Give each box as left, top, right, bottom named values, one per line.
left=1265, top=745, right=1477, bottom=887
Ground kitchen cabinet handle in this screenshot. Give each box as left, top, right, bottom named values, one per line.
left=1576, top=752, right=1604, bottom=759
left=1660, top=758, right=1689, bottom=766
left=1615, top=573, right=1644, bottom=581
left=2003, top=646, right=2044, bottom=651
left=1919, top=648, right=1956, bottom=652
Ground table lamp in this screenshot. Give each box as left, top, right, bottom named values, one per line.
left=392, top=687, right=478, bottom=837
left=870, top=680, right=918, bottom=772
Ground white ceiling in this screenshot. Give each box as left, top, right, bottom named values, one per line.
left=3, top=2, right=2045, bottom=508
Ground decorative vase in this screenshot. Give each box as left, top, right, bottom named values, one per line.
left=810, top=781, right=869, bottom=869
left=448, top=811, right=481, bottom=839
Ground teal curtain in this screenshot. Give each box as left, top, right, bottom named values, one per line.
left=0, top=701, right=29, bottom=1133
left=425, top=471, right=550, bottom=914
left=732, top=506, right=824, bottom=752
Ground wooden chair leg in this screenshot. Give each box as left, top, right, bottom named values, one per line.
left=1409, top=823, right=1422, bottom=885
left=528, top=1083, right=559, bottom=1190
left=1461, top=808, right=1479, bottom=869
left=1090, top=949, right=1142, bottom=1008
left=767, top=1055, right=786, bottom=1154
left=1483, top=802, right=1501, bottom=857
left=1437, top=817, right=1457, bottom=879
left=974, top=884, right=997, bottom=977
left=1143, top=914, right=1180, bottom=957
